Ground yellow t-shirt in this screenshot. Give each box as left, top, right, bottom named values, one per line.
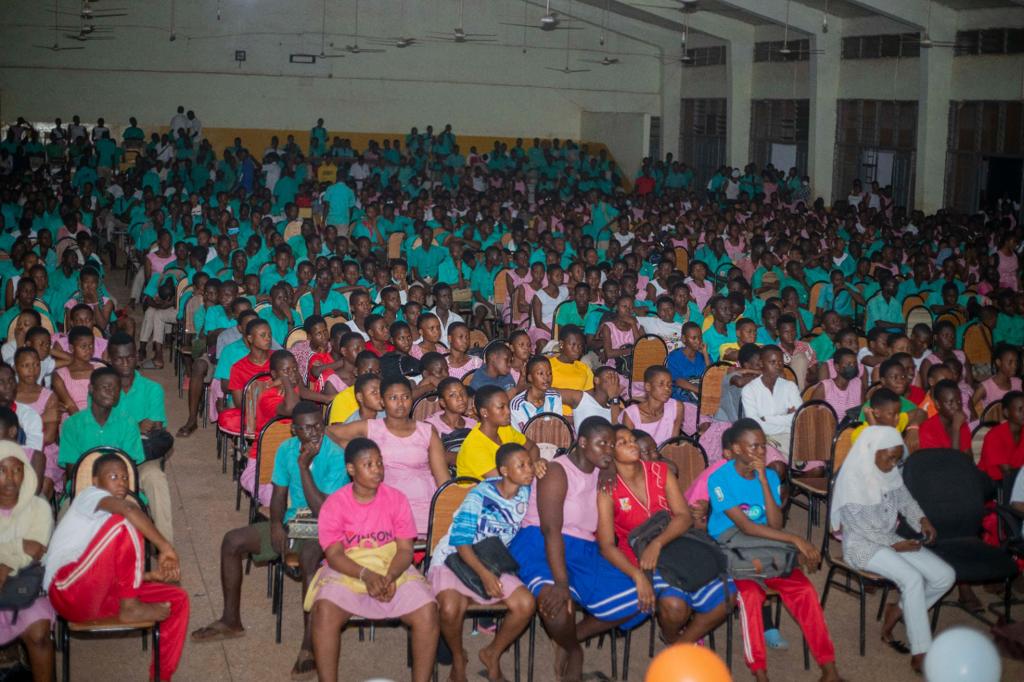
left=549, top=358, right=593, bottom=391
left=456, top=424, right=527, bottom=480
left=328, top=386, right=358, bottom=424
left=850, top=411, right=909, bottom=443
left=317, top=164, right=338, bottom=183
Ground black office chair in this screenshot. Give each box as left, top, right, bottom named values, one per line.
left=901, top=448, right=1019, bottom=625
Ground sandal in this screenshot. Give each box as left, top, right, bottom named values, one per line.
left=175, top=423, right=198, bottom=438
left=190, top=623, right=245, bottom=643
left=881, top=635, right=911, bottom=655
left=290, top=650, right=317, bottom=681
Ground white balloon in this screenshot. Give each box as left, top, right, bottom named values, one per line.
left=923, top=627, right=1001, bottom=682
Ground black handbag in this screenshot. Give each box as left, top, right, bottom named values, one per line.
left=443, top=536, right=520, bottom=600
left=627, top=511, right=729, bottom=592
left=0, top=562, right=44, bottom=623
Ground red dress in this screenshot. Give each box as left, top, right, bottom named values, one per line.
left=219, top=354, right=272, bottom=432
left=610, top=461, right=670, bottom=567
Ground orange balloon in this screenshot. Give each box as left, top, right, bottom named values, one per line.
left=644, top=644, right=732, bottom=682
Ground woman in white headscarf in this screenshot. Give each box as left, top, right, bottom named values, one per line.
left=831, top=425, right=953, bottom=674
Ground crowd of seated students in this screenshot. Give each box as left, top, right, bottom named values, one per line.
left=0, top=111, right=1021, bottom=680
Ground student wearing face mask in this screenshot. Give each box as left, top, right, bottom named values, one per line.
left=809, top=348, right=864, bottom=418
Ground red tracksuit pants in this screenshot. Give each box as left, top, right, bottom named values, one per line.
left=734, top=570, right=836, bottom=673
left=48, top=515, right=190, bottom=681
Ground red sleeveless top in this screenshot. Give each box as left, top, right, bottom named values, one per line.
left=611, top=461, right=671, bottom=567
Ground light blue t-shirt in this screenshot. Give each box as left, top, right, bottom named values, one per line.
left=707, top=461, right=783, bottom=539
left=429, top=478, right=531, bottom=565
left=270, top=436, right=349, bottom=523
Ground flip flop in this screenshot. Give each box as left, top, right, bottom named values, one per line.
left=290, top=651, right=317, bottom=681
left=881, top=636, right=911, bottom=655
left=190, top=624, right=245, bottom=642
left=175, top=423, right=198, bottom=438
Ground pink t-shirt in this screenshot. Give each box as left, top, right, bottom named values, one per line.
left=317, top=483, right=417, bottom=551
left=684, top=460, right=727, bottom=504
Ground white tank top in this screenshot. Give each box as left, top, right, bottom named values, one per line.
left=572, top=391, right=611, bottom=432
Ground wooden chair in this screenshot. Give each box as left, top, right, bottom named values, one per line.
left=979, top=400, right=1004, bottom=425
left=971, top=421, right=999, bottom=467
left=905, top=305, right=933, bottom=331
left=387, top=232, right=404, bottom=260
left=323, top=314, right=349, bottom=330
left=468, top=328, right=489, bottom=350
left=411, top=391, right=442, bottom=421
left=628, top=335, right=668, bottom=400
left=175, top=294, right=203, bottom=398
left=781, top=365, right=798, bottom=385
left=461, top=370, right=476, bottom=387
left=522, top=413, right=574, bottom=450
left=550, top=300, right=574, bottom=341
left=808, top=281, right=826, bottom=316
left=423, top=478, right=528, bottom=682
left=831, top=424, right=858, bottom=473
left=249, top=417, right=299, bottom=642
left=285, top=327, right=308, bottom=349
left=963, top=322, right=993, bottom=368
left=819, top=472, right=894, bottom=657
left=901, top=295, right=925, bottom=320
left=697, top=362, right=731, bottom=420
left=221, top=371, right=270, bottom=482
left=758, top=271, right=780, bottom=300
left=801, top=384, right=817, bottom=403
left=937, top=311, right=966, bottom=329
left=673, top=247, right=689, bottom=275
left=786, top=400, right=838, bottom=539
left=62, top=447, right=158, bottom=682
left=656, top=436, right=708, bottom=492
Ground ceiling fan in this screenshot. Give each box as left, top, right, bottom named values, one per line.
left=545, top=4, right=590, bottom=73
left=426, top=0, right=497, bottom=43
left=900, top=2, right=959, bottom=50
left=313, top=1, right=347, bottom=58
left=662, top=15, right=692, bottom=64
left=503, top=0, right=584, bottom=32
left=37, top=0, right=87, bottom=51
left=342, top=0, right=385, bottom=54
left=582, top=0, right=620, bottom=65
left=65, top=30, right=114, bottom=41
left=54, top=1, right=127, bottom=19
left=369, top=36, right=419, bottom=48
left=772, top=1, right=824, bottom=59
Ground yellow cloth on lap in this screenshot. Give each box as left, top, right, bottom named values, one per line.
left=303, top=542, right=420, bottom=611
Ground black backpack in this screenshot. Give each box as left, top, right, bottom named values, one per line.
left=379, top=352, right=422, bottom=381
left=628, top=511, right=729, bottom=592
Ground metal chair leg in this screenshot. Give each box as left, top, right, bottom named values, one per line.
left=60, top=619, right=70, bottom=682
left=648, top=618, right=655, bottom=659
left=153, top=625, right=161, bottom=680
left=527, top=617, right=536, bottom=682
left=877, top=584, right=890, bottom=621
left=622, top=628, right=631, bottom=681
left=514, top=634, right=521, bottom=682
left=857, top=578, right=866, bottom=656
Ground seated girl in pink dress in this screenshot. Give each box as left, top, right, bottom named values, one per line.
left=51, top=304, right=108, bottom=363
left=444, top=323, right=483, bottom=382
left=306, top=438, right=438, bottom=682
left=972, top=344, right=1021, bottom=417
left=422, top=377, right=477, bottom=437
left=620, top=366, right=696, bottom=444
left=409, top=313, right=447, bottom=360
left=50, top=327, right=103, bottom=420
left=326, top=377, right=449, bottom=536
left=14, top=347, right=63, bottom=496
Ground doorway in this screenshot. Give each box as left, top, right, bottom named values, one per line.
left=981, top=156, right=1024, bottom=213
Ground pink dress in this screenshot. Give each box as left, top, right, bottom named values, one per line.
left=622, top=400, right=680, bottom=446
left=147, top=251, right=176, bottom=275
left=446, top=354, right=482, bottom=381
left=685, top=278, right=714, bottom=312
left=409, top=341, right=447, bottom=360
left=422, top=412, right=476, bottom=437
left=365, top=419, right=437, bottom=535
left=998, top=250, right=1019, bottom=291
left=54, top=364, right=102, bottom=417
left=21, top=388, right=63, bottom=490
left=699, top=420, right=786, bottom=467
left=821, top=378, right=862, bottom=417
left=505, top=270, right=532, bottom=325
left=521, top=456, right=599, bottom=541
left=981, top=376, right=1023, bottom=407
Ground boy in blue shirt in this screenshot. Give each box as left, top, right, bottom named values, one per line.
left=707, top=419, right=840, bottom=682
left=190, top=402, right=348, bottom=678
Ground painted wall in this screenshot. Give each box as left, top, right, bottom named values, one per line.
left=0, top=0, right=667, bottom=141
left=580, top=111, right=648, bottom=179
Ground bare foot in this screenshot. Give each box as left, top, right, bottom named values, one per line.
left=449, top=647, right=468, bottom=682
left=478, top=644, right=506, bottom=682
left=191, top=620, right=245, bottom=642
left=119, top=598, right=170, bottom=624
left=290, top=649, right=317, bottom=680
left=176, top=422, right=198, bottom=438
left=819, top=662, right=844, bottom=682
left=553, top=643, right=583, bottom=682
left=754, top=672, right=770, bottom=682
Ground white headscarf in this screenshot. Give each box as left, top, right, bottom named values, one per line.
left=830, top=425, right=905, bottom=531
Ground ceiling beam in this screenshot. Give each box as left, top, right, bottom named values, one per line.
left=702, top=0, right=825, bottom=35
left=611, top=0, right=755, bottom=43
left=841, top=0, right=955, bottom=33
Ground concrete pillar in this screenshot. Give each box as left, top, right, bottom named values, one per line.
left=915, top=40, right=954, bottom=212
left=660, top=58, right=683, bottom=160
left=727, top=39, right=754, bottom=167
left=809, top=32, right=841, bottom=204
